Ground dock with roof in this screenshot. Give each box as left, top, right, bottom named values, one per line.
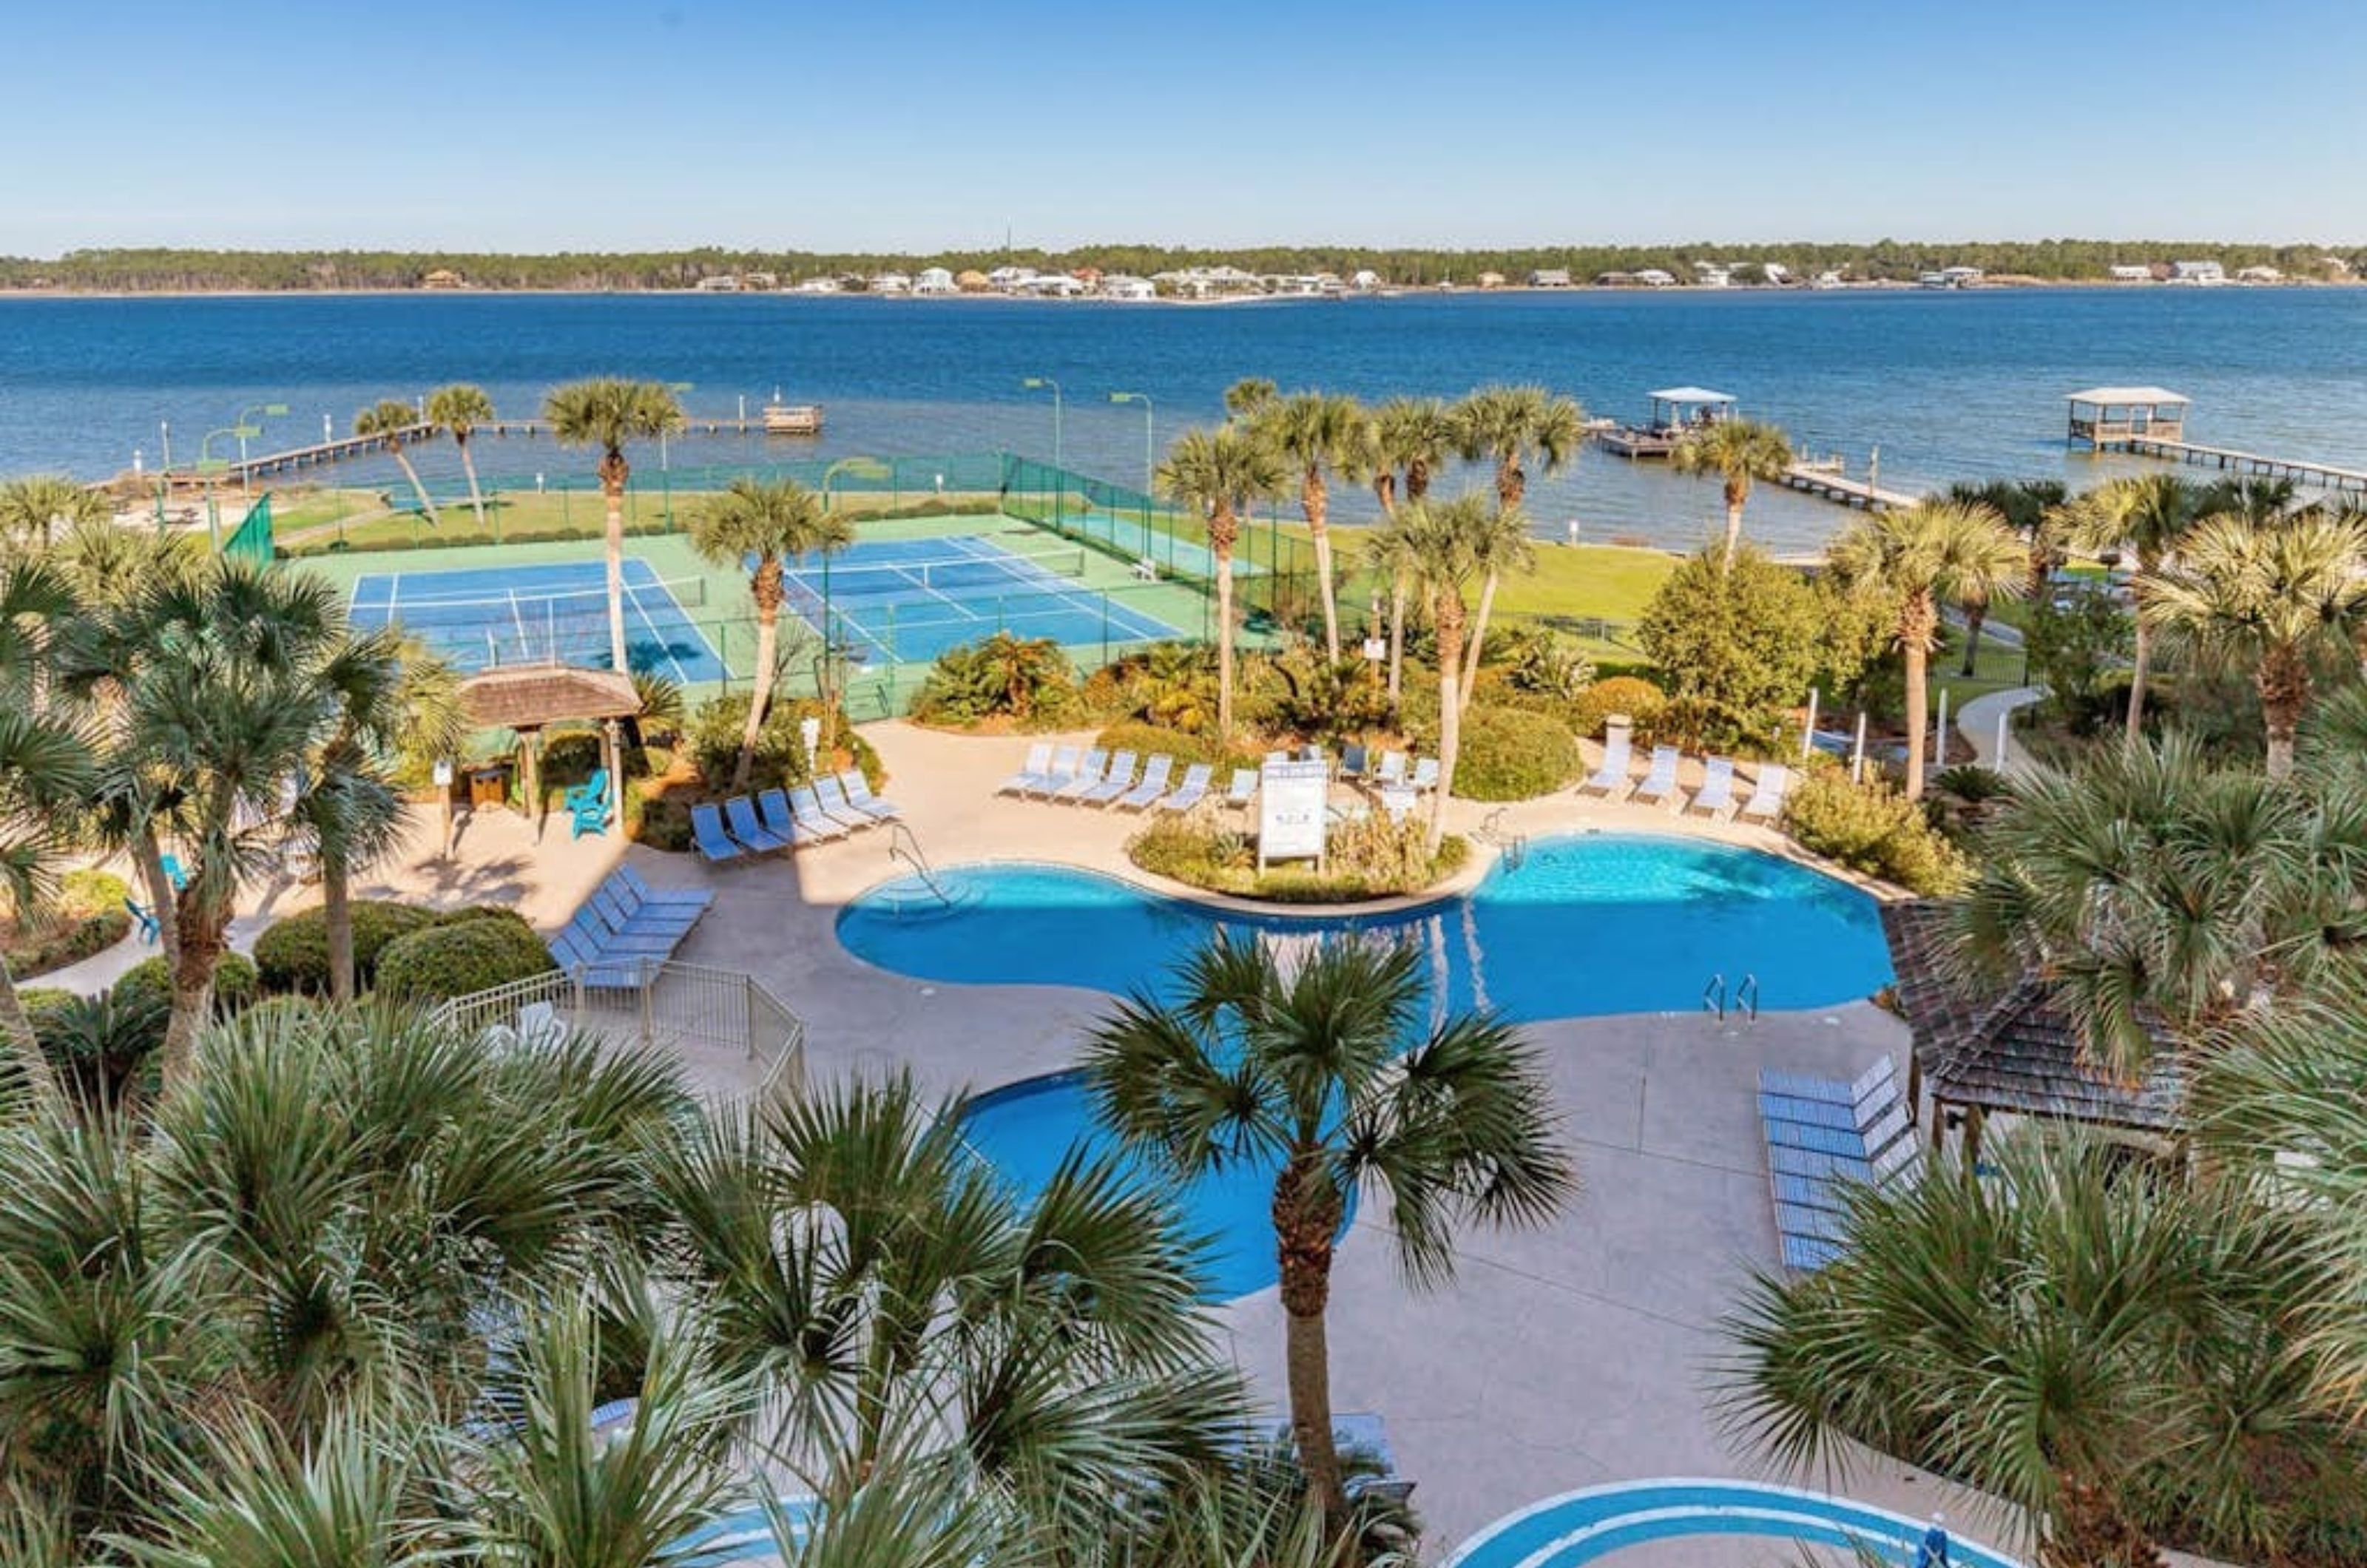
left=1592, top=386, right=1737, bottom=458
left=2066, top=385, right=2367, bottom=494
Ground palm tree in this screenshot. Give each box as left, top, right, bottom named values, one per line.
left=1084, top=932, right=1573, bottom=1526
left=1721, top=1126, right=2334, bottom=1568
left=1368, top=396, right=1456, bottom=513
left=1451, top=384, right=1586, bottom=516
left=0, top=475, right=109, bottom=548
left=1945, top=479, right=2067, bottom=675
left=2141, top=510, right=2367, bottom=782
left=1826, top=499, right=2026, bottom=800
left=352, top=399, right=441, bottom=529
left=1260, top=392, right=1365, bottom=660
left=1394, top=497, right=1489, bottom=849
left=1155, top=427, right=1284, bottom=736
left=687, top=477, right=851, bottom=790
left=0, top=555, right=86, bottom=1100
left=423, top=382, right=496, bottom=531
left=1456, top=501, right=1537, bottom=709
left=2067, top=473, right=2210, bottom=740
left=1669, top=419, right=1793, bottom=567
left=1223, top=376, right=1278, bottom=424
left=544, top=379, right=685, bottom=675
left=1358, top=511, right=1420, bottom=717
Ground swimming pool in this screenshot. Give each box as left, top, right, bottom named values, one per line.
left=840, top=834, right=1894, bottom=1300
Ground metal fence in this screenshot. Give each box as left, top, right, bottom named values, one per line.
left=428, top=959, right=806, bottom=1103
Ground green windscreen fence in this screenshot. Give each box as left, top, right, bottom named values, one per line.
left=223, top=493, right=274, bottom=564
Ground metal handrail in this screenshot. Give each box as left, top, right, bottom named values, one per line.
left=1735, top=973, right=1760, bottom=1024
left=1702, top=973, right=1726, bottom=1022
left=888, top=821, right=953, bottom=905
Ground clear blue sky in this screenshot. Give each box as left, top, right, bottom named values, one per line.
left=7, top=0, right=2362, bottom=253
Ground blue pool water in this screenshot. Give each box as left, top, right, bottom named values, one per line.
left=840, top=834, right=1894, bottom=1300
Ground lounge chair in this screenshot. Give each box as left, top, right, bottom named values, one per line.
left=615, top=864, right=712, bottom=911
left=787, top=785, right=852, bottom=839
left=1374, top=750, right=1408, bottom=788
left=689, top=803, right=743, bottom=865
left=1048, top=748, right=1111, bottom=802
left=813, top=772, right=880, bottom=829
left=999, top=743, right=1054, bottom=796
left=1339, top=743, right=1367, bottom=782
left=837, top=768, right=902, bottom=821
left=1024, top=746, right=1084, bottom=799
left=159, top=853, right=189, bottom=891
left=1758, top=1073, right=1901, bottom=1137
left=1080, top=751, right=1138, bottom=805
left=1117, top=754, right=1174, bottom=810
left=755, top=788, right=825, bottom=846
left=723, top=795, right=791, bottom=854
left=1155, top=762, right=1215, bottom=812
left=1408, top=757, right=1440, bottom=793
left=125, top=896, right=161, bottom=944
left=1740, top=763, right=1792, bottom=822
left=564, top=768, right=612, bottom=838
left=1578, top=731, right=1633, bottom=797
left=1631, top=746, right=1684, bottom=809
left=1761, top=1055, right=1896, bottom=1109
left=1687, top=757, right=1737, bottom=817
left=1226, top=768, right=1259, bottom=807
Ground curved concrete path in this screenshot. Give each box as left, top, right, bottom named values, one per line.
left=1955, top=686, right=2046, bottom=774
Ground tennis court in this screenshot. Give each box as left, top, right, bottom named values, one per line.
left=784, top=535, right=1184, bottom=667
left=349, top=558, right=728, bottom=683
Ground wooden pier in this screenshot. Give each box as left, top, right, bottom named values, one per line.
left=2110, top=436, right=2367, bottom=495
left=201, top=411, right=823, bottom=484
left=1775, top=464, right=1917, bottom=512
left=2064, top=385, right=2366, bottom=494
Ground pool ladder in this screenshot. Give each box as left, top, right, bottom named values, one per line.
left=1478, top=808, right=1529, bottom=870
left=888, top=822, right=953, bottom=907
left=1702, top=973, right=1761, bottom=1025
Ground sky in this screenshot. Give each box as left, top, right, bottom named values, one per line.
left=5, top=0, right=2363, bottom=254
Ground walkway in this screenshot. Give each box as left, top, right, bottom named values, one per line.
left=1956, top=685, right=2046, bottom=774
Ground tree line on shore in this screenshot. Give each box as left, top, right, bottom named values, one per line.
left=4, top=237, right=2360, bottom=292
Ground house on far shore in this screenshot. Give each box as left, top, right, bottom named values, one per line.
left=956, top=269, right=992, bottom=293
left=2171, top=259, right=2226, bottom=285
left=1635, top=268, right=1678, bottom=288
left=742, top=272, right=777, bottom=291
left=914, top=267, right=958, bottom=295
left=791, top=276, right=843, bottom=294
left=1529, top=268, right=1573, bottom=288
left=419, top=267, right=466, bottom=290
left=1476, top=270, right=1507, bottom=289
left=2107, top=263, right=2155, bottom=282
left=1101, top=275, right=1157, bottom=301
left=695, top=274, right=741, bottom=292
left=871, top=272, right=911, bottom=295
left=2236, top=265, right=2283, bottom=284
left=1762, top=263, right=1790, bottom=285
left=1351, top=268, right=1381, bottom=291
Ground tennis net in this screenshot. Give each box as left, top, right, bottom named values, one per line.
left=370, top=575, right=710, bottom=625
left=780, top=546, right=1089, bottom=605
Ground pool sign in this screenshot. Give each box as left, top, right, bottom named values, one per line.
left=1258, top=760, right=1328, bottom=871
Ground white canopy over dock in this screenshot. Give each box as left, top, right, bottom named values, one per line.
left=2064, top=386, right=2189, bottom=447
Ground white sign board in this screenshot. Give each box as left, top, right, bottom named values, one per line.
left=1257, top=760, right=1329, bottom=870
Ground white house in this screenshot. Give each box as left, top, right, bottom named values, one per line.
left=1022, top=274, right=1086, bottom=297
left=871, top=272, right=911, bottom=294
left=913, top=267, right=958, bottom=295
left=1939, top=266, right=1985, bottom=286
left=2235, top=265, right=2283, bottom=284
left=1101, top=275, right=1157, bottom=301
left=1692, top=261, right=1732, bottom=288
left=2107, top=264, right=2154, bottom=282
left=1350, top=268, right=1381, bottom=291
left=1634, top=268, right=1678, bottom=288
left=1529, top=268, right=1573, bottom=288
left=2171, top=259, right=2226, bottom=284
left=987, top=265, right=1038, bottom=290
left=694, top=274, right=741, bottom=292
left=792, top=276, right=843, bottom=294
left=1762, top=263, right=1790, bottom=285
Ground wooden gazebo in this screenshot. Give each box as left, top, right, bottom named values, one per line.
left=1881, top=901, right=2185, bottom=1163
left=2064, top=385, right=2189, bottom=450
left=460, top=663, right=642, bottom=834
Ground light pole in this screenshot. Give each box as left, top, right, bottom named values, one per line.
left=819, top=456, right=891, bottom=695
left=1110, top=391, right=1154, bottom=495
left=1021, top=376, right=1063, bottom=468
left=235, top=402, right=289, bottom=492
left=658, top=382, right=694, bottom=526
left=197, top=427, right=248, bottom=548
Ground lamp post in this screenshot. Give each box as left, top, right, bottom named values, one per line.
left=1109, top=390, right=1154, bottom=494
left=235, top=402, right=289, bottom=493
left=658, top=381, right=695, bottom=526
left=819, top=456, right=891, bottom=696
left=1021, top=376, right=1063, bottom=468
left=197, top=427, right=248, bottom=549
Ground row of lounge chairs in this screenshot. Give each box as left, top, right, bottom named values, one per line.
left=997, top=743, right=1215, bottom=813
left=1326, top=744, right=1440, bottom=794
left=692, top=771, right=903, bottom=865
left=547, top=865, right=715, bottom=986
left=1581, top=734, right=1791, bottom=821
left=1757, top=1055, right=1922, bottom=1270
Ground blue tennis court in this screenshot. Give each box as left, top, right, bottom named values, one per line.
left=781, top=535, right=1184, bottom=666
left=1061, top=510, right=1266, bottom=579
left=348, top=558, right=728, bottom=683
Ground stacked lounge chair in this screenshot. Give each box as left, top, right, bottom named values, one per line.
left=1757, top=1055, right=1922, bottom=1270
left=547, top=867, right=715, bottom=987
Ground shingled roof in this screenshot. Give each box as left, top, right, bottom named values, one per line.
left=1880, top=900, right=2184, bottom=1133
left=461, top=664, right=641, bottom=732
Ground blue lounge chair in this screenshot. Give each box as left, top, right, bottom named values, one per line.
left=755, top=789, right=825, bottom=847
left=724, top=795, right=791, bottom=854
left=158, top=853, right=189, bottom=891
left=1118, top=755, right=1174, bottom=810
left=1155, top=763, right=1215, bottom=812
left=1408, top=757, right=1440, bottom=793
left=998, top=743, right=1054, bottom=796
left=1340, top=743, right=1368, bottom=782
left=1024, top=746, right=1083, bottom=799
left=1579, top=731, right=1632, bottom=797
left=689, top=803, right=743, bottom=865
left=1761, top=1055, right=1897, bottom=1108
left=126, top=896, right=161, bottom=944
left=615, top=864, right=712, bottom=913
left=1047, top=747, right=1109, bottom=802
left=1080, top=751, right=1138, bottom=806
left=1631, top=746, right=1684, bottom=809
left=837, top=769, right=902, bottom=821
left=786, top=785, right=852, bottom=839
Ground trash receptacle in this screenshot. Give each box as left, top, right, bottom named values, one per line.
left=468, top=766, right=509, bottom=809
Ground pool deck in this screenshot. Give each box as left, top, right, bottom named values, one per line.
left=39, top=722, right=2217, bottom=1567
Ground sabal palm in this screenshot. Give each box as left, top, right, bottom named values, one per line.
left=1947, top=479, right=2067, bottom=674
left=1451, top=385, right=1585, bottom=514
left=688, top=477, right=851, bottom=789
left=1260, top=393, right=1365, bottom=659
left=544, top=379, right=685, bottom=675
left=0, top=474, right=109, bottom=547
left=1455, top=501, right=1536, bottom=709
left=1827, top=499, right=2026, bottom=800
left=1720, top=1126, right=2338, bottom=1568
left=352, top=399, right=441, bottom=528
left=1392, top=497, right=1489, bottom=849
left=1083, top=932, right=1573, bottom=1523
left=1670, top=419, right=1793, bottom=566
left=0, top=555, right=86, bottom=1098
left=2141, top=510, right=2367, bottom=781
left=1156, top=428, right=1285, bottom=735
left=2067, top=473, right=2211, bottom=739
left=1223, top=377, right=1278, bottom=424
left=423, top=382, right=496, bottom=530
left=1365, top=396, right=1456, bottom=513
left=1357, top=511, right=1420, bottom=717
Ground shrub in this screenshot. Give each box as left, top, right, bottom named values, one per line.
left=1449, top=706, right=1581, bottom=801
left=114, top=950, right=260, bottom=1021
left=1092, top=722, right=1260, bottom=774
left=910, top=633, right=1081, bottom=729
left=1567, top=675, right=1667, bottom=741
left=2, top=869, right=132, bottom=979
left=1263, top=649, right=1391, bottom=742
left=1483, top=625, right=1596, bottom=702
left=683, top=694, right=881, bottom=798
left=37, top=989, right=169, bottom=1109
left=1084, top=643, right=1222, bottom=734
left=1781, top=771, right=1971, bottom=896
left=375, top=919, right=556, bottom=1007
left=1128, top=813, right=1468, bottom=903
left=252, top=902, right=439, bottom=994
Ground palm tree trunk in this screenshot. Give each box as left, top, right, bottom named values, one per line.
left=2042, top=1473, right=2167, bottom=1568
left=2258, top=645, right=2309, bottom=783
left=392, top=450, right=442, bottom=529
left=1430, top=601, right=1465, bottom=852
left=1306, top=472, right=1341, bottom=661
left=1275, top=1155, right=1349, bottom=1525
left=456, top=434, right=488, bottom=530
left=323, top=856, right=356, bottom=1004
left=160, top=896, right=224, bottom=1091
left=0, top=951, right=58, bottom=1105
left=132, top=829, right=178, bottom=962
left=1960, top=603, right=1986, bottom=677
left=1385, top=572, right=1408, bottom=717
left=737, top=605, right=779, bottom=791
left=2124, top=619, right=2151, bottom=742
left=1457, top=571, right=1501, bottom=710
left=1721, top=484, right=1746, bottom=570
left=1212, top=509, right=1239, bottom=737
left=1902, top=595, right=1936, bottom=800
left=604, top=476, right=629, bottom=675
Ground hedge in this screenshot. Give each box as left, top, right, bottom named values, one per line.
left=1450, top=706, right=1581, bottom=802
left=1781, top=771, right=1971, bottom=896
left=113, top=951, right=260, bottom=1021
left=374, top=918, right=556, bottom=1006
left=3, top=870, right=133, bottom=979
left=1090, top=722, right=1261, bottom=774
left=1566, top=676, right=1667, bottom=742
left=252, top=902, right=439, bottom=994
